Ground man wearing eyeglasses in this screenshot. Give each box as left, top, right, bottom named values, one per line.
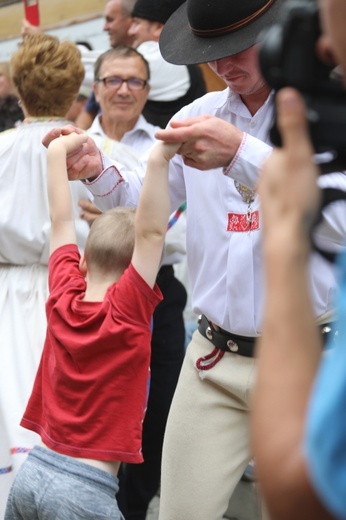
left=76, top=0, right=206, bottom=132
left=87, top=46, right=158, bottom=158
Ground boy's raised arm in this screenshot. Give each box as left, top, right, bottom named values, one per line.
left=47, top=133, right=89, bottom=255
left=132, top=142, right=180, bottom=289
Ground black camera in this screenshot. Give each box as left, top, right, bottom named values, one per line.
left=259, top=0, right=346, bottom=167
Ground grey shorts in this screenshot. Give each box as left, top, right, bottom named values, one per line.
left=5, top=445, right=124, bottom=520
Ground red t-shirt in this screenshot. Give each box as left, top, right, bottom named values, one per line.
left=21, top=244, right=162, bottom=463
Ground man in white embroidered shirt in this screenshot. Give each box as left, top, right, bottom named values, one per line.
left=42, top=0, right=346, bottom=518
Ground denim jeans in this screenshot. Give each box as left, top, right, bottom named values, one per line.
left=5, top=446, right=124, bottom=520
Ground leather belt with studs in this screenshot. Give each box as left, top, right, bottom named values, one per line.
left=197, top=315, right=256, bottom=357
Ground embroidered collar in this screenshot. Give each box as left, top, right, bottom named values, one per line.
left=22, top=117, right=68, bottom=124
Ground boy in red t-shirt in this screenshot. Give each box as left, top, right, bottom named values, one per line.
left=5, top=133, right=180, bottom=520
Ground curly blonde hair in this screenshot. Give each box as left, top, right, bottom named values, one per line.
left=0, top=62, right=16, bottom=95
left=10, top=34, right=85, bottom=117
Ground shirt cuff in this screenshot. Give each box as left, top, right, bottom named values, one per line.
left=82, top=149, right=107, bottom=184
left=82, top=154, right=124, bottom=198
left=223, top=132, right=248, bottom=177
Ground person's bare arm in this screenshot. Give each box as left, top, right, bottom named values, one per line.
left=131, top=142, right=180, bottom=288
left=42, top=125, right=103, bottom=181
left=21, top=19, right=42, bottom=37
left=155, top=114, right=243, bottom=170
left=47, top=133, right=89, bottom=254
left=251, top=88, right=333, bottom=520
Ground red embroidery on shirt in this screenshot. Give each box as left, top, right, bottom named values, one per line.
left=224, top=132, right=248, bottom=175
left=97, top=177, right=124, bottom=198
left=227, top=211, right=260, bottom=232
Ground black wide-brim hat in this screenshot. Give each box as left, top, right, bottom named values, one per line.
left=160, top=0, right=286, bottom=65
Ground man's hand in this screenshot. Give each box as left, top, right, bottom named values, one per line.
left=42, top=125, right=103, bottom=181
left=258, top=88, right=321, bottom=253
left=21, top=19, right=42, bottom=37
left=78, top=199, right=102, bottom=226
left=155, top=115, right=243, bottom=171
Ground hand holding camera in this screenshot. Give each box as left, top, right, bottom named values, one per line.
left=259, top=0, right=346, bottom=170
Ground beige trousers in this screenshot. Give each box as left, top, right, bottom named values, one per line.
left=159, top=329, right=259, bottom=520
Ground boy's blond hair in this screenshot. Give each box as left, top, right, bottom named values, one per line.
left=10, top=34, right=84, bottom=117
left=84, top=207, right=136, bottom=275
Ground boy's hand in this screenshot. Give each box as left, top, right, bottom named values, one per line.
left=48, top=132, right=89, bottom=155
left=149, top=141, right=181, bottom=165
left=43, top=125, right=103, bottom=181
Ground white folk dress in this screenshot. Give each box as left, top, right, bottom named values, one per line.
left=0, top=118, right=90, bottom=515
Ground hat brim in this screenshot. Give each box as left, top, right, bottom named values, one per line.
left=160, top=0, right=286, bottom=65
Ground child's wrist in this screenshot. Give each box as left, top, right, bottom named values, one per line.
left=148, top=154, right=169, bottom=170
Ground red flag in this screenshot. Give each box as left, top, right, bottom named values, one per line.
left=23, top=0, right=40, bottom=27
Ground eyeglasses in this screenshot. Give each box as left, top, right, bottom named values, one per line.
left=97, top=76, right=148, bottom=91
